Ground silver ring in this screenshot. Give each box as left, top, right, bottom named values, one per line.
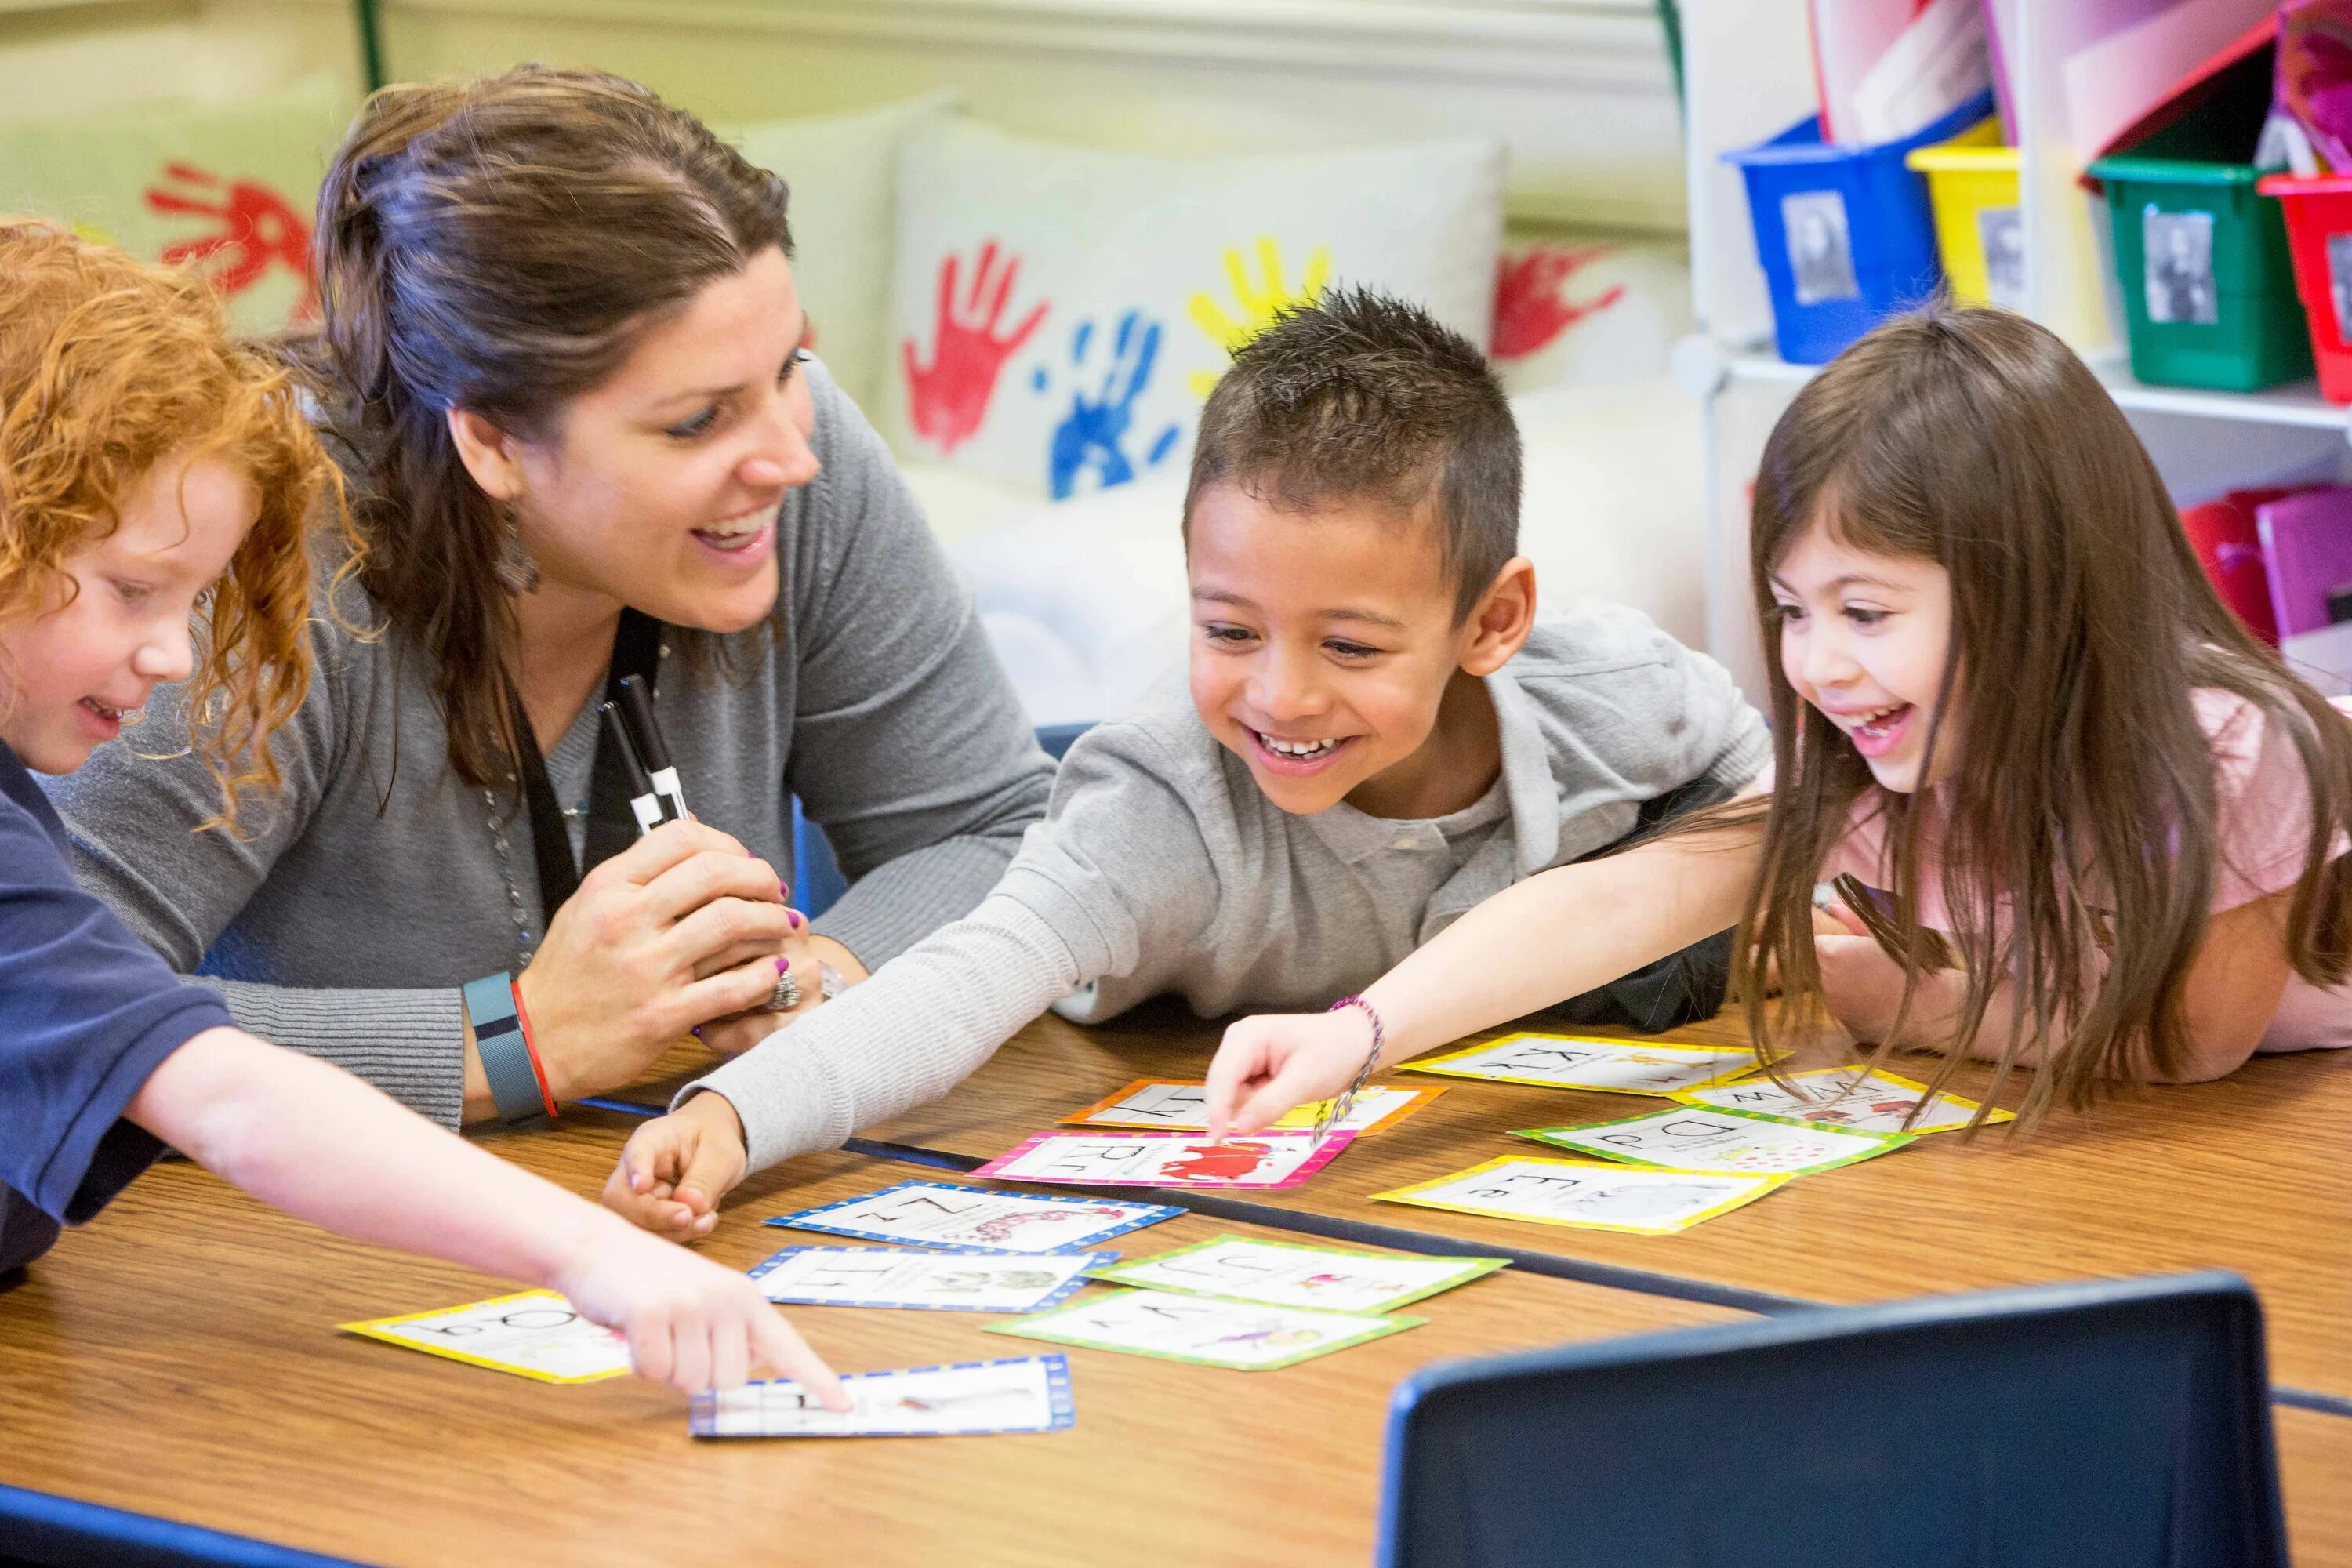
left=761, top=969, right=801, bottom=1013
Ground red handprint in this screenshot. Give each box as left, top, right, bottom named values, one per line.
left=145, top=162, right=318, bottom=320
left=1490, top=245, right=1628, bottom=361
left=901, top=241, right=1048, bottom=455
left=1163, top=1142, right=1274, bottom=1184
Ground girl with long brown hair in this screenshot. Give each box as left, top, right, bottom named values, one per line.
left=1201, top=305, right=2352, bottom=1135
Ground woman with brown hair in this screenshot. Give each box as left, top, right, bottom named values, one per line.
left=49, top=67, right=1051, bottom=1157
left=1201, top=305, right=2352, bottom=1138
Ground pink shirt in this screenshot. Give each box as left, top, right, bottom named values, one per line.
left=1821, top=689, right=2352, bottom=1054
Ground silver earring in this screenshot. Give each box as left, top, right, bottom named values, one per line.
left=495, top=502, right=540, bottom=595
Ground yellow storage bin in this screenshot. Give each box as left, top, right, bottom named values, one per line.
left=1906, top=127, right=2021, bottom=310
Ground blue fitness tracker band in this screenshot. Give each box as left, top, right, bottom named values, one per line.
left=463, top=971, right=547, bottom=1123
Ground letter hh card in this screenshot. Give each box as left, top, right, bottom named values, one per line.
left=970, top=1129, right=1354, bottom=1189
left=1063, top=1079, right=1442, bottom=1135
left=1514, top=1105, right=1915, bottom=1176
left=765, top=1180, right=1182, bottom=1253
left=692, top=1356, right=1076, bottom=1438
left=1374, top=1156, right=1787, bottom=1235
left=1087, top=1236, right=1508, bottom=1315
left=748, top=1247, right=1109, bottom=1312
left=1404, top=1033, right=1762, bottom=1095
left=339, top=1290, right=632, bottom=1384
left=1674, top=1065, right=2012, bottom=1134
left=988, top=1288, right=1423, bottom=1370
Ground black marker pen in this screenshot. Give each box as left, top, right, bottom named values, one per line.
left=615, top=673, right=687, bottom=823
left=600, top=701, right=666, bottom=837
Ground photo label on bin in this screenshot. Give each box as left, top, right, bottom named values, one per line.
left=1782, top=191, right=1862, bottom=305
left=2328, top=233, right=2352, bottom=346
left=1976, top=205, right=2025, bottom=310
left=2144, top=206, right=2220, bottom=327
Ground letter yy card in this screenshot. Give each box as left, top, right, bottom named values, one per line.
left=969, top=1129, right=1352, bottom=1190
left=692, top=1355, right=1075, bottom=1439
left=1087, top=1236, right=1508, bottom=1315
left=748, top=1246, right=1108, bottom=1313
left=765, top=1180, right=1181, bottom=1254
left=1674, top=1065, right=2013, bottom=1135
left=339, top=1290, right=631, bottom=1384
left=1404, top=1033, right=1762, bottom=1095
left=988, top=1287, right=1422, bottom=1370
left=1514, top=1105, right=1914, bottom=1176
left=1374, top=1156, right=1786, bottom=1235
left=1062, top=1079, right=1443, bottom=1136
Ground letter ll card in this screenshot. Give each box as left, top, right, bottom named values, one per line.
left=987, top=1288, right=1423, bottom=1370
left=1062, top=1078, right=1443, bottom=1135
left=1087, top=1235, right=1508, bottom=1315
left=765, top=1180, right=1181, bottom=1253
left=1374, top=1156, right=1787, bottom=1235
left=969, top=1129, right=1353, bottom=1189
left=1403, top=1033, right=1762, bottom=1095
left=339, top=1290, right=631, bottom=1384
left=1674, top=1065, right=2013, bottom=1134
left=1513, top=1105, right=1914, bottom=1176
left=749, top=1246, right=1109, bottom=1312
left=692, top=1355, right=1075, bottom=1438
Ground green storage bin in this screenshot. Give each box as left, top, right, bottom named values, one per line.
left=2087, top=155, right=2312, bottom=391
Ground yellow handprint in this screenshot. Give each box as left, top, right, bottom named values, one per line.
left=1187, top=238, right=1334, bottom=397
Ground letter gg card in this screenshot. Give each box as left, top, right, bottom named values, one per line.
left=1514, top=1104, right=1914, bottom=1176
left=692, top=1355, right=1074, bottom=1438
left=1374, top=1156, right=1786, bottom=1236
left=970, top=1129, right=1353, bottom=1190
left=765, top=1180, right=1181, bottom=1254
left=1674, top=1065, right=2013, bottom=1135
left=748, top=1247, right=1109, bottom=1313
left=1063, top=1079, right=1443, bottom=1136
left=989, top=1288, right=1422, bottom=1371
left=1087, top=1235, right=1508, bottom=1315
left=1403, top=1033, right=1762, bottom=1095
left=339, top=1290, right=631, bottom=1384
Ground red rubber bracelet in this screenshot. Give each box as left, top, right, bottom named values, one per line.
left=509, top=978, right=559, bottom=1120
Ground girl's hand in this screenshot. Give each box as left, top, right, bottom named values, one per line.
left=554, top=1222, right=847, bottom=1403
left=506, top=821, right=792, bottom=1105
left=1816, top=932, right=1922, bottom=1044
left=602, top=1091, right=750, bottom=1242
left=1204, top=1007, right=1378, bottom=1142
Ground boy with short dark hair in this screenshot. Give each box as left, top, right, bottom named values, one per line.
left=604, top=287, right=1769, bottom=1231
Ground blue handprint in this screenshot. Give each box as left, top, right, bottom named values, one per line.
left=1046, top=310, right=1182, bottom=500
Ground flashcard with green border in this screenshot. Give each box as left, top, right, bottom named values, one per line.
left=987, top=1287, right=1424, bottom=1370
left=1513, top=1103, right=1914, bottom=1176
left=1373, top=1156, right=1785, bottom=1235
left=340, top=1290, right=630, bottom=1384
left=1403, top=1033, right=1762, bottom=1095
left=1672, top=1065, right=2014, bottom=1135
left=1085, top=1235, right=1508, bottom=1315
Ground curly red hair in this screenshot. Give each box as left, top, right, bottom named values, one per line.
left=0, top=219, right=351, bottom=824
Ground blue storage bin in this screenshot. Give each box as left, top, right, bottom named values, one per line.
left=1726, top=92, right=1998, bottom=364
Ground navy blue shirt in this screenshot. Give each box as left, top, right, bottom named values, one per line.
left=1, top=740, right=233, bottom=1276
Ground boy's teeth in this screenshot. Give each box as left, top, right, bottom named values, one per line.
left=1262, top=734, right=1338, bottom=757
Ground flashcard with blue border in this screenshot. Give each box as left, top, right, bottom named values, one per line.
left=988, top=1288, right=1422, bottom=1370
left=1403, top=1033, right=1762, bottom=1095
left=766, top=1180, right=1181, bottom=1254
left=1086, top=1235, right=1508, bottom=1315
left=691, top=1355, right=1074, bottom=1438
left=1514, top=1104, right=1914, bottom=1176
left=1374, top=1156, right=1785, bottom=1235
left=339, top=1290, right=630, bottom=1384
left=1673, top=1065, right=2013, bottom=1135
left=749, top=1246, right=1109, bottom=1312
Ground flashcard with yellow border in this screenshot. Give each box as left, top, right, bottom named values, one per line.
left=1512, top=1104, right=1914, bottom=1176
left=1672, top=1065, right=2013, bottom=1135
left=340, top=1290, right=631, bottom=1384
left=1372, top=1156, right=1786, bottom=1235
left=1403, top=1033, right=1762, bottom=1096
left=1062, top=1079, right=1443, bottom=1136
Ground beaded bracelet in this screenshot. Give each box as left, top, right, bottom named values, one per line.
left=1315, top=995, right=1387, bottom=1143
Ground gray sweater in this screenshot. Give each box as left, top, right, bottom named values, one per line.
left=45, top=357, right=1054, bottom=1127
left=688, top=605, right=1773, bottom=1171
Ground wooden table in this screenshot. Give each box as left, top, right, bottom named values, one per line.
left=857, top=1006, right=2352, bottom=1405
left=0, top=1111, right=1741, bottom=1568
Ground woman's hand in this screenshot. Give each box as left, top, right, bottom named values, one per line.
left=500, top=820, right=792, bottom=1106
left=691, top=926, right=870, bottom=1058
left=1203, top=1007, right=1379, bottom=1142
left=602, top=1091, right=751, bottom=1241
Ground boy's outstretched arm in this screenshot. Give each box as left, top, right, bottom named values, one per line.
left=1206, top=809, right=1766, bottom=1139
left=125, top=1026, right=847, bottom=1405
